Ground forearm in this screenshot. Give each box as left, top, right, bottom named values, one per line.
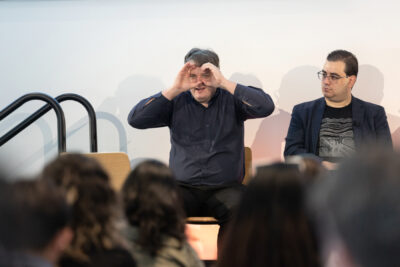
left=162, top=86, right=183, bottom=101
left=220, top=79, right=237, bottom=95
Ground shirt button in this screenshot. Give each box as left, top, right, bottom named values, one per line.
left=206, top=124, right=210, bottom=127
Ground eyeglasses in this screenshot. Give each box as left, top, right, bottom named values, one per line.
left=317, top=71, right=348, bottom=81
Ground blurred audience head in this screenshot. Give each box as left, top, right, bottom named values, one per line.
left=0, top=178, right=72, bottom=265
left=217, top=162, right=321, bottom=267
left=285, top=154, right=326, bottom=180
left=42, top=153, right=122, bottom=261
left=310, top=148, right=400, bottom=267
left=122, top=159, right=186, bottom=256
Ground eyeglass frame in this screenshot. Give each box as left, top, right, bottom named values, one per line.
left=317, top=71, right=349, bottom=81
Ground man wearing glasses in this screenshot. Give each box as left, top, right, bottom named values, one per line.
left=284, top=50, right=392, bottom=167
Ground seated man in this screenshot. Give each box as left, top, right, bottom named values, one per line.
left=128, top=48, right=274, bottom=241
left=284, top=50, right=392, bottom=166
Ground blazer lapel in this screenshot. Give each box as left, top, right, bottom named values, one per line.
left=311, top=98, right=325, bottom=154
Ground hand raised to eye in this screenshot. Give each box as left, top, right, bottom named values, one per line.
left=200, top=63, right=224, bottom=88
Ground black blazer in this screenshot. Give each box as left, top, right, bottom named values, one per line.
left=284, top=96, right=392, bottom=157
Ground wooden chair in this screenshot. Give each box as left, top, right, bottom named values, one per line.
left=84, top=152, right=131, bottom=191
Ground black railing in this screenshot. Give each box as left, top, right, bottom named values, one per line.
left=0, top=93, right=67, bottom=153
left=0, top=93, right=98, bottom=153
left=56, top=94, right=97, bottom=152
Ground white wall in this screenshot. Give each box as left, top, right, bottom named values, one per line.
left=1, top=0, right=400, bottom=177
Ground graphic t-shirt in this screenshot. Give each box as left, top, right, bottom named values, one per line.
left=318, top=103, right=356, bottom=162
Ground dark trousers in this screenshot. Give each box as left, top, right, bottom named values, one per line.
left=178, top=183, right=245, bottom=247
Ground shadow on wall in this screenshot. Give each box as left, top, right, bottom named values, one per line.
left=230, top=73, right=263, bottom=89
left=97, top=75, right=169, bottom=163
left=352, top=64, right=400, bottom=150
left=251, top=65, right=321, bottom=163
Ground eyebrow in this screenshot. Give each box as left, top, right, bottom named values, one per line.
left=322, top=70, right=340, bottom=76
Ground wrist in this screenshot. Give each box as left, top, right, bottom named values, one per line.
left=221, top=79, right=237, bottom=94
left=162, top=87, right=180, bottom=100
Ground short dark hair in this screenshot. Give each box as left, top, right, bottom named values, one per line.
left=217, top=163, right=321, bottom=267
left=122, top=160, right=186, bottom=256
left=0, top=178, right=70, bottom=251
left=327, top=49, right=358, bottom=76
left=184, top=48, right=220, bottom=68
left=310, top=148, right=400, bottom=267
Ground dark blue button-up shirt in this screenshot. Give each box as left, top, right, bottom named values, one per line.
left=128, top=84, right=274, bottom=186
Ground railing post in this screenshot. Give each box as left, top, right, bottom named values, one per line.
left=0, top=93, right=66, bottom=153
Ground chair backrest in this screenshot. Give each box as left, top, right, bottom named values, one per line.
left=243, top=146, right=253, bottom=185
left=84, top=152, right=131, bottom=190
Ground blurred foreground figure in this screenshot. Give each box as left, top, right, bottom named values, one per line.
left=0, top=178, right=73, bottom=267
left=42, top=153, right=136, bottom=267
left=310, top=148, right=400, bottom=267
left=217, top=163, right=321, bottom=267
left=122, top=160, right=204, bottom=267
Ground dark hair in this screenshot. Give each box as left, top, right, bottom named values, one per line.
left=0, top=178, right=70, bottom=251
left=122, top=160, right=186, bottom=256
left=310, top=148, right=400, bottom=267
left=327, top=49, right=358, bottom=76
left=217, top=163, right=321, bottom=267
left=42, top=153, right=123, bottom=261
left=184, top=48, right=220, bottom=68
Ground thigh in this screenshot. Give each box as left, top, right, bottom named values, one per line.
left=178, top=185, right=204, bottom=217
left=205, top=184, right=245, bottom=224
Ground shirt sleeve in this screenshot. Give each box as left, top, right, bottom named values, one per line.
left=127, top=92, right=173, bottom=129
left=233, top=84, right=275, bottom=120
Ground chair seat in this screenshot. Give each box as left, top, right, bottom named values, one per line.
left=187, top=217, right=218, bottom=224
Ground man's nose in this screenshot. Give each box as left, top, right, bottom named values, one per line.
left=196, top=78, right=205, bottom=85
left=322, top=76, right=331, bottom=85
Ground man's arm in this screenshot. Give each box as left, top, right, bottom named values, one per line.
left=127, top=92, right=172, bottom=129
left=374, top=106, right=393, bottom=148
left=200, top=63, right=274, bottom=119
left=128, top=62, right=199, bottom=129
left=233, top=85, right=275, bottom=119
left=284, top=105, right=308, bottom=156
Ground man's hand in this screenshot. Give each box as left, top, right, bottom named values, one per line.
left=163, top=62, right=198, bottom=100
left=201, top=63, right=237, bottom=95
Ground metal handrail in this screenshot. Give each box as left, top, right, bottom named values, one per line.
left=0, top=93, right=66, bottom=153
left=0, top=93, right=97, bottom=152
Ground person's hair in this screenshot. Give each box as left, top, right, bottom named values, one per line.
left=0, top=178, right=70, bottom=251
left=285, top=155, right=326, bottom=181
left=42, top=153, right=123, bottom=261
left=310, top=148, right=400, bottom=267
left=327, top=49, right=358, bottom=76
left=122, top=160, right=186, bottom=256
left=217, top=163, right=321, bottom=267
left=184, top=48, right=220, bottom=68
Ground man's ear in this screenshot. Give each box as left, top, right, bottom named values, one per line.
left=349, top=75, right=357, bottom=90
